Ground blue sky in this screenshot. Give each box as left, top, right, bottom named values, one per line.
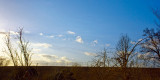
left=0, top=0, right=160, bottom=65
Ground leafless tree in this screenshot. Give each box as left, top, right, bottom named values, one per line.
left=4, top=28, right=32, bottom=66
left=91, top=48, right=112, bottom=67
left=17, top=28, right=32, bottom=66
left=114, top=34, right=141, bottom=68
left=5, top=33, right=19, bottom=66
left=141, top=9, right=160, bottom=63
left=114, top=34, right=146, bottom=80
left=0, top=57, right=10, bottom=66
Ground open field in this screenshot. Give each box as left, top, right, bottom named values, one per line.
left=0, top=66, right=160, bottom=80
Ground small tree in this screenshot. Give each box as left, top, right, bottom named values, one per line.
left=92, top=48, right=111, bottom=67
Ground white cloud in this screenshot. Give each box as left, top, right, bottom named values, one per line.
left=130, top=41, right=136, bottom=44
left=46, top=34, right=63, bottom=38
left=46, top=35, right=54, bottom=38
left=41, top=54, right=58, bottom=59
left=57, top=35, right=63, bottom=37
left=32, top=53, right=72, bottom=66
left=32, top=54, right=53, bottom=63
left=0, top=30, right=19, bottom=35
left=32, top=43, right=52, bottom=48
left=93, top=40, right=98, bottom=44
left=106, top=44, right=110, bottom=47
left=67, top=31, right=75, bottom=35
left=0, top=29, right=19, bottom=35
left=39, top=33, right=43, bottom=36
left=56, top=56, right=71, bottom=63
left=32, top=49, right=41, bottom=53
left=76, top=36, right=83, bottom=43
left=138, top=39, right=143, bottom=41
left=91, top=40, right=98, bottom=46
left=10, top=31, right=18, bottom=35
left=84, top=52, right=97, bottom=56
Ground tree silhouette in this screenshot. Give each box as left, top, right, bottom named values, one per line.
left=141, top=9, right=160, bottom=63
left=4, top=28, right=32, bottom=66
left=92, top=48, right=111, bottom=67
left=115, top=34, right=138, bottom=68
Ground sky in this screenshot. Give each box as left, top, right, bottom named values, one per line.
left=0, top=0, right=160, bottom=66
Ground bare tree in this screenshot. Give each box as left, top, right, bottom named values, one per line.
left=5, top=33, right=19, bottom=66
left=92, top=48, right=111, bottom=67
left=140, top=9, right=160, bottom=64
left=17, top=28, right=32, bottom=66
left=114, top=34, right=144, bottom=68
left=0, top=57, right=10, bottom=66
left=113, top=34, right=148, bottom=80
left=4, top=28, right=32, bottom=66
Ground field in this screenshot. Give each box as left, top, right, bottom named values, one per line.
left=0, top=66, right=160, bottom=80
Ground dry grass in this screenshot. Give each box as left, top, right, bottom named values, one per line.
left=0, top=66, right=160, bottom=80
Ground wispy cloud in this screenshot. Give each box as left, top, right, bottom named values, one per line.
left=32, top=43, right=52, bottom=48
left=105, top=44, right=110, bottom=47
left=0, top=29, right=19, bottom=35
left=10, top=31, right=18, bottom=35
left=0, top=30, right=19, bottom=35
left=84, top=52, right=97, bottom=56
left=0, top=29, right=21, bottom=35
left=57, top=35, right=63, bottom=37
left=130, top=41, right=135, bottom=44
left=91, top=40, right=98, bottom=46
left=32, top=54, right=72, bottom=66
left=138, top=38, right=143, bottom=41
left=39, top=33, right=43, bottom=36
left=56, top=56, right=71, bottom=63
left=75, top=36, right=83, bottom=43
left=0, top=29, right=30, bottom=35
left=46, top=35, right=54, bottom=38
left=93, top=40, right=98, bottom=44
left=93, top=40, right=98, bottom=45
left=41, top=54, right=58, bottom=59
left=39, top=32, right=64, bottom=39
left=32, top=49, right=41, bottom=53
left=67, top=31, right=75, bottom=35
